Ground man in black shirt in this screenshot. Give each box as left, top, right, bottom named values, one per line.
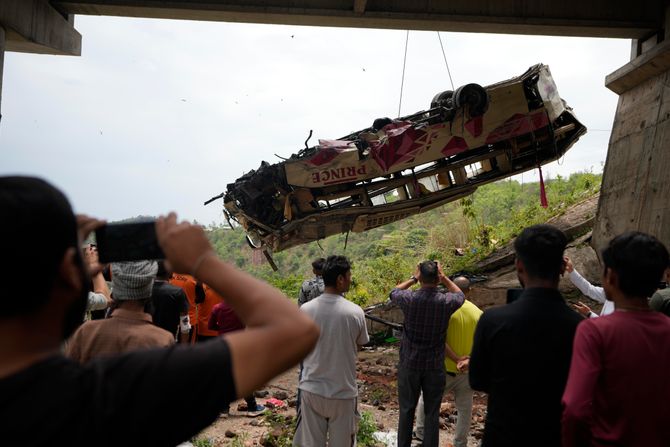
left=469, top=224, right=582, bottom=447
left=150, top=260, right=190, bottom=342
left=0, top=176, right=319, bottom=447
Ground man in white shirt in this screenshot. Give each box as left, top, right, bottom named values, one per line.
left=564, top=256, right=614, bottom=318
left=294, top=255, right=370, bottom=447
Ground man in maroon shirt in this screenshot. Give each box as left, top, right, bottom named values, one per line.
left=562, top=231, right=670, bottom=447
left=209, top=299, right=265, bottom=417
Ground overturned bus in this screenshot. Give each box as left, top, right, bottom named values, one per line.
left=209, top=64, right=586, bottom=254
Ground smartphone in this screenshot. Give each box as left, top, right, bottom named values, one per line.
left=95, top=221, right=165, bottom=263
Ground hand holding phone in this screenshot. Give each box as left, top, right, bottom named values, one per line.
left=155, top=213, right=216, bottom=276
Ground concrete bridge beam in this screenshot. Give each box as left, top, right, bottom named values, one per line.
left=0, top=0, right=81, bottom=55
left=0, top=0, right=81, bottom=125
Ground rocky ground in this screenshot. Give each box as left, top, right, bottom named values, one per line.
left=193, top=345, right=486, bottom=446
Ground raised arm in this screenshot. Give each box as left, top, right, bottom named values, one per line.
left=156, top=213, right=319, bottom=398
left=85, top=244, right=112, bottom=308
left=565, top=257, right=606, bottom=304
left=394, top=264, right=422, bottom=290
left=438, top=263, right=462, bottom=294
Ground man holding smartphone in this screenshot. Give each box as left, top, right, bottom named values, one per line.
left=0, top=176, right=319, bottom=447
left=390, top=260, right=464, bottom=447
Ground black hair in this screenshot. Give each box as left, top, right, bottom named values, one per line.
left=419, top=260, right=439, bottom=283
left=312, top=257, right=326, bottom=273
left=601, top=231, right=669, bottom=298
left=322, top=255, right=351, bottom=287
left=0, top=176, right=78, bottom=318
left=514, top=224, right=567, bottom=281
left=156, top=260, right=170, bottom=279
left=372, top=117, right=393, bottom=131
left=195, top=281, right=206, bottom=304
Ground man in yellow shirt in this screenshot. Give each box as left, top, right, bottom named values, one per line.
left=415, top=277, right=482, bottom=447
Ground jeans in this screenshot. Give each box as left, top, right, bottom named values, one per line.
left=416, top=373, right=474, bottom=447
left=397, top=366, right=446, bottom=447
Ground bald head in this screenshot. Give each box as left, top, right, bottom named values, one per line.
left=453, top=276, right=470, bottom=293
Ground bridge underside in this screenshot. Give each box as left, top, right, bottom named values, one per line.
left=50, top=0, right=664, bottom=39
left=1, top=0, right=670, bottom=256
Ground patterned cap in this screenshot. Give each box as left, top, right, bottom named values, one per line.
left=111, top=261, right=158, bottom=301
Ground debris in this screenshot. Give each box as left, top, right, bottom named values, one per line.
left=214, top=64, right=585, bottom=255
left=265, top=398, right=287, bottom=409
left=373, top=431, right=398, bottom=447
left=254, top=390, right=270, bottom=398
left=272, top=390, right=289, bottom=400
left=225, top=430, right=237, bottom=438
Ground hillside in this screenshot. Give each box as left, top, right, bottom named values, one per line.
left=207, top=171, right=602, bottom=307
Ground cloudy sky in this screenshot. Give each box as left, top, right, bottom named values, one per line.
left=0, top=16, right=630, bottom=225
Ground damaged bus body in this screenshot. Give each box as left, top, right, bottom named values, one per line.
left=212, top=64, right=586, bottom=254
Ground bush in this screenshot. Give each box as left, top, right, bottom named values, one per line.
left=357, top=411, right=380, bottom=446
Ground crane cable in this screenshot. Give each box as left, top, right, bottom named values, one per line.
left=437, top=32, right=456, bottom=91
left=397, top=30, right=410, bottom=118
left=398, top=31, right=457, bottom=117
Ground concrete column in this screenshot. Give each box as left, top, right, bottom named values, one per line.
left=0, top=26, right=5, bottom=123
left=591, top=28, right=670, bottom=255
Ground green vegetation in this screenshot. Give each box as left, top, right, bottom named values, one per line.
left=260, top=412, right=297, bottom=447
left=190, top=437, right=214, bottom=447
left=229, top=433, right=249, bottom=447
left=207, top=171, right=601, bottom=307
left=357, top=411, right=380, bottom=446
left=256, top=410, right=379, bottom=446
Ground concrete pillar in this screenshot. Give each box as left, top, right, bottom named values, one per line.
left=0, top=26, right=4, bottom=123
left=591, top=10, right=670, bottom=255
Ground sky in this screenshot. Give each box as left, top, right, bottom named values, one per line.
left=0, top=16, right=630, bottom=226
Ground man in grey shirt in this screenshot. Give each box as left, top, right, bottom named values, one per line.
left=297, top=258, right=325, bottom=307
left=294, top=255, right=369, bottom=447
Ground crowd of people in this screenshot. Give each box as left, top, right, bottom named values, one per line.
left=1, top=175, right=669, bottom=447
